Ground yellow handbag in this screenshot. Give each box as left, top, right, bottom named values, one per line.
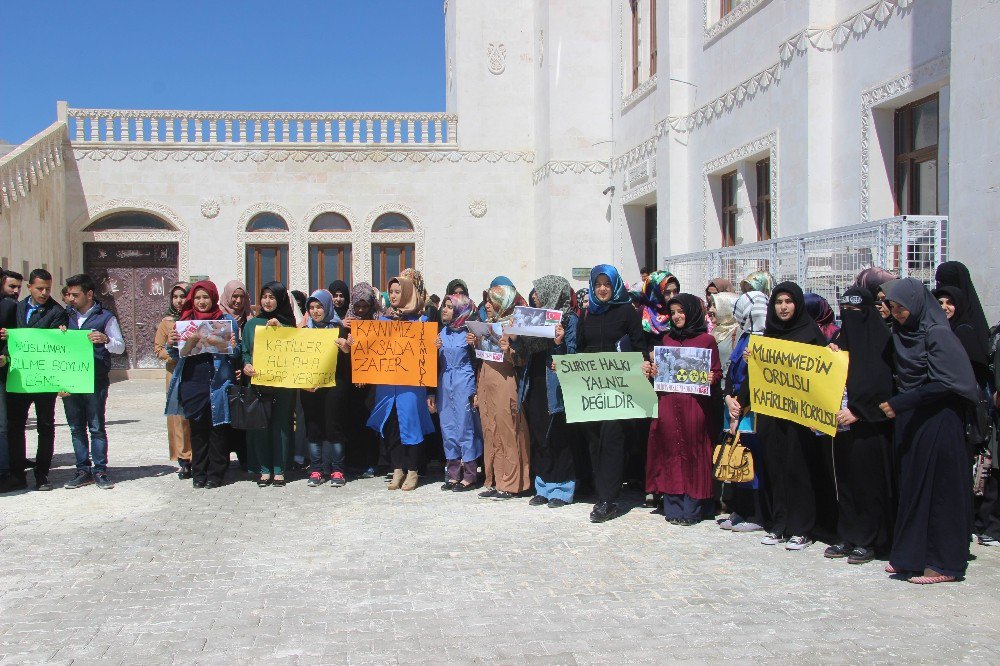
left=712, top=431, right=755, bottom=484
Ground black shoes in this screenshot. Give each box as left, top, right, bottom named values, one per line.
left=824, top=542, right=853, bottom=559
left=452, top=482, right=476, bottom=492
left=64, top=470, right=94, bottom=490
left=847, top=546, right=875, bottom=564
left=528, top=495, right=549, bottom=506
left=478, top=487, right=498, bottom=499
left=547, top=498, right=569, bottom=509
left=193, top=479, right=207, bottom=489
left=34, top=476, right=53, bottom=492
left=441, top=481, right=459, bottom=491
left=177, top=465, right=192, bottom=480
left=0, top=474, right=27, bottom=493
left=491, top=491, right=516, bottom=501
left=272, top=478, right=286, bottom=487
left=589, top=501, right=618, bottom=523
left=205, top=480, right=222, bottom=489
left=94, top=472, right=115, bottom=490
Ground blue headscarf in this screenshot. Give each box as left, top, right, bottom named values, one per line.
left=305, top=289, right=340, bottom=328
left=588, top=264, right=631, bottom=314
left=478, top=275, right=516, bottom=320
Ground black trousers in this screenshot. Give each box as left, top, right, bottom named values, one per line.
left=7, top=392, right=57, bottom=482
left=759, top=415, right=816, bottom=537
left=834, top=421, right=895, bottom=550
left=975, top=473, right=1000, bottom=541
left=583, top=420, right=626, bottom=503
left=382, top=406, right=423, bottom=472
left=189, top=414, right=230, bottom=484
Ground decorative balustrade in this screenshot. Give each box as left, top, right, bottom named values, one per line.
left=65, top=107, right=458, bottom=147
left=0, top=122, right=67, bottom=211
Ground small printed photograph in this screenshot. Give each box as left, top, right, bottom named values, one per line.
left=467, top=321, right=505, bottom=362
left=653, top=346, right=712, bottom=395
left=175, top=320, right=236, bottom=357
left=506, top=306, right=561, bottom=338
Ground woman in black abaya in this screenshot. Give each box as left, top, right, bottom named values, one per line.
left=824, top=288, right=896, bottom=564
left=881, top=278, right=979, bottom=584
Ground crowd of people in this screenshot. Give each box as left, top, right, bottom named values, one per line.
left=0, top=260, right=997, bottom=585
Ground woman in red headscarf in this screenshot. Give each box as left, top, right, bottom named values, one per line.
left=165, top=280, right=242, bottom=489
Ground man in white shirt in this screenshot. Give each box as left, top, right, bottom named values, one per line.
left=62, top=273, right=125, bottom=490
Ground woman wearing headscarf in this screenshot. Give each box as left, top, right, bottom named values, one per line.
left=575, top=288, right=589, bottom=318
left=164, top=280, right=240, bottom=488
left=706, top=278, right=736, bottom=300
left=804, top=293, right=840, bottom=343
left=824, top=287, right=896, bottom=565
left=513, top=275, right=578, bottom=507
left=711, top=291, right=742, bottom=383
left=880, top=278, right=979, bottom=583
left=729, top=282, right=827, bottom=550
left=445, top=279, right=470, bottom=298
left=739, top=270, right=775, bottom=296
left=576, top=265, right=647, bottom=523
left=935, top=261, right=991, bottom=369
left=469, top=283, right=532, bottom=500
left=719, top=290, right=769, bottom=534
left=326, top=280, right=351, bottom=322
left=155, top=281, right=192, bottom=478
left=242, top=281, right=297, bottom=487
left=219, top=280, right=253, bottom=330
left=300, top=289, right=351, bottom=488
left=342, top=282, right=382, bottom=477
left=477, top=275, right=523, bottom=321
left=643, top=294, right=722, bottom=525
left=364, top=275, right=436, bottom=491
left=219, top=280, right=253, bottom=473
left=433, top=294, right=483, bottom=491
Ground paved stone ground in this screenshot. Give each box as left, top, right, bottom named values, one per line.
left=0, top=379, right=998, bottom=664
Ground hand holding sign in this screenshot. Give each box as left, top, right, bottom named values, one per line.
left=6, top=329, right=95, bottom=394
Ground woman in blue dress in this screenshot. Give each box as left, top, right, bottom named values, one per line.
left=431, top=293, right=483, bottom=491
left=363, top=274, right=436, bottom=491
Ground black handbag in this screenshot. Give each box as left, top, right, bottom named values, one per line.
left=227, top=383, right=272, bottom=430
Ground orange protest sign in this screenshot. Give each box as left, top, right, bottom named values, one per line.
left=350, top=320, right=438, bottom=387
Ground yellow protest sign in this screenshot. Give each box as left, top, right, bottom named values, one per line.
left=251, top=326, right=340, bottom=389
left=747, top=336, right=848, bottom=436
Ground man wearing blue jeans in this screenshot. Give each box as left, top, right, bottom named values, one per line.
left=62, top=274, right=125, bottom=490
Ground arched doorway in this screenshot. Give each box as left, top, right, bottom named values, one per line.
left=82, top=211, right=180, bottom=370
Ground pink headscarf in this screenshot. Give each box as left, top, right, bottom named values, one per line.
left=219, top=280, right=252, bottom=327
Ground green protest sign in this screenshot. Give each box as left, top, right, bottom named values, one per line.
left=555, top=352, right=658, bottom=423
left=6, top=329, right=96, bottom=393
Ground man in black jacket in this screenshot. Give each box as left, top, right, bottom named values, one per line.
left=1, top=269, right=68, bottom=491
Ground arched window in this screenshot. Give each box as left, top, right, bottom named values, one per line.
left=372, top=212, right=413, bottom=232
left=310, top=212, right=351, bottom=232
left=83, top=211, right=174, bottom=232
left=246, top=212, right=288, bottom=232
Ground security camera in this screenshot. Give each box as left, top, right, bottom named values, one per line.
left=603, top=185, right=615, bottom=196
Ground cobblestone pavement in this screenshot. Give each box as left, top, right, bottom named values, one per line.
left=0, top=380, right=998, bottom=664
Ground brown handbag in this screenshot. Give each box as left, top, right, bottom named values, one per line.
left=712, top=431, right=755, bottom=484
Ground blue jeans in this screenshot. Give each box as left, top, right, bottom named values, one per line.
left=0, top=378, right=9, bottom=475
left=309, top=440, right=345, bottom=476
left=63, top=385, right=110, bottom=473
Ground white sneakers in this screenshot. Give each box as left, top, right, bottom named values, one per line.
left=760, top=532, right=812, bottom=550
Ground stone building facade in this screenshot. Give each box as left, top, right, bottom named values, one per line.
left=0, top=0, right=996, bottom=371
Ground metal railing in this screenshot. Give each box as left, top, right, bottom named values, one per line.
left=663, top=216, right=948, bottom=307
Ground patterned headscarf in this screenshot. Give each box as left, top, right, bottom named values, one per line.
left=732, top=290, right=768, bottom=334
left=740, top=270, right=776, bottom=296
left=588, top=264, right=631, bottom=315
left=520, top=275, right=573, bottom=355
left=346, top=282, right=382, bottom=320
left=400, top=268, right=428, bottom=304
left=639, top=271, right=676, bottom=335
left=853, top=267, right=896, bottom=300
left=487, top=285, right=519, bottom=323
left=443, top=294, right=474, bottom=331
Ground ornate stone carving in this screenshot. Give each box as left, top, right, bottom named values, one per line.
left=469, top=200, right=488, bottom=218
left=448, top=57, right=454, bottom=91
left=621, top=74, right=658, bottom=112
left=665, top=64, right=781, bottom=134
left=487, top=42, right=507, bottom=75
left=704, top=0, right=771, bottom=44
left=621, top=179, right=657, bottom=206
left=0, top=122, right=67, bottom=211
left=531, top=161, right=609, bottom=185
left=779, top=0, right=915, bottom=61
left=235, top=202, right=305, bottom=291
left=200, top=198, right=220, bottom=219
left=701, top=131, right=779, bottom=248
left=860, top=53, right=949, bottom=222
left=76, top=198, right=190, bottom=279
left=73, top=148, right=535, bottom=165
left=611, top=136, right=659, bottom=174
